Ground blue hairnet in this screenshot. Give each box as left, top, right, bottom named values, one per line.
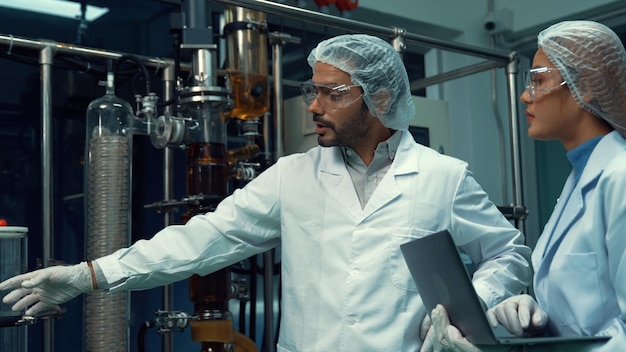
left=538, top=20, right=626, bottom=136
left=307, top=34, right=416, bottom=131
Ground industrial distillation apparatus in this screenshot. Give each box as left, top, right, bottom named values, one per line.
left=82, top=3, right=270, bottom=352
left=177, top=4, right=267, bottom=352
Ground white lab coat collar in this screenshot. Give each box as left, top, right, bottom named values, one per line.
left=536, top=130, right=624, bottom=263
left=317, top=130, right=419, bottom=174
left=315, top=131, right=420, bottom=221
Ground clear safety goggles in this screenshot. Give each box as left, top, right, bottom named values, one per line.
left=524, top=67, right=567, bottom=101
left=300, top=80, right=363, bottom=112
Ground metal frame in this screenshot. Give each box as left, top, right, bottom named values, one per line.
left=0, top=1, right=526, bottom=351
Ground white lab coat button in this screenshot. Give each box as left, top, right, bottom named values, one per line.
left=350, top=269, right=359, bottom=277
left=346, top=317, right=356, bottom=325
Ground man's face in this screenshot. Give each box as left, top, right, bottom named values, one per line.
left=307, top=62, right=378, bottom=148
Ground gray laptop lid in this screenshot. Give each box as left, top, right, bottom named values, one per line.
left=400, top=230, right=610, bottom=346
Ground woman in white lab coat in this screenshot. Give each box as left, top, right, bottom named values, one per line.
left=483, top=20, right=626, bottom=351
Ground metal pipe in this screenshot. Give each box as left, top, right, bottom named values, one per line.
left=184, top=0, right=208, bottom=28
left=0, top=34, right=179, bottom=71
left=39, top=42, right=55, bottom=352
left=263, top=250, right=274, bottom=352
left=271, top=36, right=285, bottom=159
left=210, top=0, right=511, bottom=63
left=409, top=60, right=505, bottom=91
left=260, top=35, right=286, bottom=352
left=161, top=63, right=176, bottom=352
left=505, top=53, right=526, bottom=231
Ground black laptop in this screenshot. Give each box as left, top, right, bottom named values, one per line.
left=400, top=230, right=610, bottom=347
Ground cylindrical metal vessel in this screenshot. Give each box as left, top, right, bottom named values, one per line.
left=224, top=5, right=269, bottom=120
left=0, top=226, right=28, bottom=352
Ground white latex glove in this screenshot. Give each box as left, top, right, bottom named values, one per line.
left=420, top=311, right=433, bottom=351
left=486, top=294, right=548, bottom=336
left=420, top=304, right=482, bottom=352
left=0, top=262, right=93, bottom=316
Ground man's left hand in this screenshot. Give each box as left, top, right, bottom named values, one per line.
left=420, top=304, right=482, bottom=352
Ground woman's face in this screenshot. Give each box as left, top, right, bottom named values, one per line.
left=520, top=48, right=583, bottom=148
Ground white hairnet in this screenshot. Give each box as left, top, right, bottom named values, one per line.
left=307, top=34, right=416, bottom=130
left=538, top=20, right=626, bottom=136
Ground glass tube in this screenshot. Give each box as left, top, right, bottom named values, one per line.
left=83, top=71, right=133, bottom=352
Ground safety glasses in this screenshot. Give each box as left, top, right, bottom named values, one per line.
left=300, top=80, right=363, bottom=112
left=524, top=67, right=567, bottom=101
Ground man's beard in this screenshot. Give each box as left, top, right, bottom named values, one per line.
left=315, top=104, right=369, bottom=147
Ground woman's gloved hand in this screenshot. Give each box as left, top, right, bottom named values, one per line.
left=486, top=294, right=548, bottom=336
left=0, top=262, right=94, bottom=316
left=420, top=304, right=482, bottom=352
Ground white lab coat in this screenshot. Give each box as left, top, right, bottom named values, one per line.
left=97, top=130, right=531, bottom=351
left=532, top=130, right=626, bottom=351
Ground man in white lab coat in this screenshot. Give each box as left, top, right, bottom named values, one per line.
left=0, top=34, right=531, bottom=351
